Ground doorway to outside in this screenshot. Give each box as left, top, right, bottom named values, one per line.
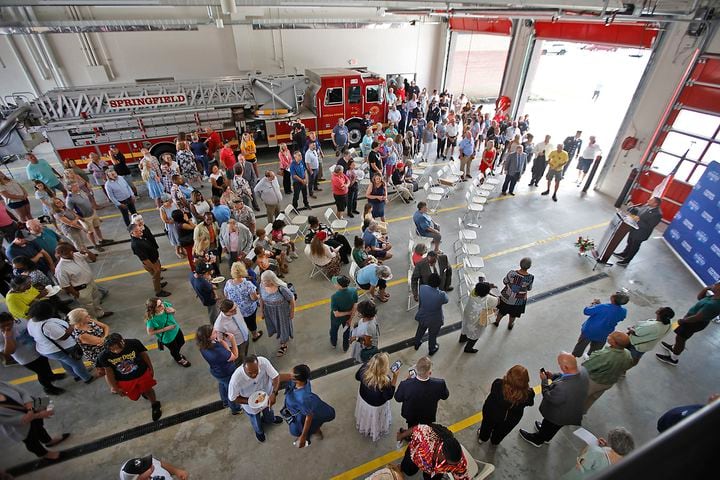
left=446, top=32, right=511, bottom=103
left=519, top=39, right=651, bottom=187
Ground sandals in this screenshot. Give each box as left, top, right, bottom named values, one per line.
left=44, top=433, right=71, bottom=447
left=276, top=345, right=288, bottom=357
left=374, top=294, right=389, bottom=303
left=252, top=331, right=264, bottom=342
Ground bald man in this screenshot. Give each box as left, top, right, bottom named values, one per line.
left=520, top=352, right=589, bottom=447
left=582, top=332, right=634, bottom=412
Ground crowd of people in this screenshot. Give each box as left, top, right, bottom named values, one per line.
left=0, top=77, right=717, bottom=480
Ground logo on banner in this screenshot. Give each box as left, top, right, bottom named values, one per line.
left=708, top=171, right=720, bottom=182
left=688, top=200, right=700, bottom=211
left=693, top=253, right=706, bottom=266
left=669, top=229, right=681, bottom=240
left=700, top=211, right=714, bottom=223
left=681, top=241, right=693, bottom=252
left=709, top=268, right=720, bottom=282
left=711, top=244, right=720, bottom=258
left=682, top=219, right=694, bottom=230
left=703, top=189, right=716, bottom=201
left=108, top=94, right=188, bottom=110
left=696, top=231, right=709, bottom=243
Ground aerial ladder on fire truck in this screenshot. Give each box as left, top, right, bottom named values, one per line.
left=0, top=73, right=309, bottom=158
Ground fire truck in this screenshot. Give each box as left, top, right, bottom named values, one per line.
left=0, top=67, right=388, bottom=166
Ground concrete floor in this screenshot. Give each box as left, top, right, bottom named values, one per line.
left=1, top=144, right=716, bottom=480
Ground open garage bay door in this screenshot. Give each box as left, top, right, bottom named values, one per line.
left=534, top=21, right=661, bottom=49
left=630, top=54, right=720, bottom=222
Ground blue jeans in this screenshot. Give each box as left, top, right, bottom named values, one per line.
left=247, top=407, right=276, bottom=435
left=217, top=375, right=242, bottom=413
left=45, top=348, right=92, bottom=382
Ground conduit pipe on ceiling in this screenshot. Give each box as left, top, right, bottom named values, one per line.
left=10, top=7, right=52, bottom=80
left=83, top=6, right=116, bottom=80
left=21, top=6, right=68, bottom=87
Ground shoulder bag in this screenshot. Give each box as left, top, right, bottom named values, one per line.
left=41, top=321, right=83, bottom=360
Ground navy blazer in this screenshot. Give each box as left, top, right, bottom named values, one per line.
left=394, top=376, right=449, bottom=424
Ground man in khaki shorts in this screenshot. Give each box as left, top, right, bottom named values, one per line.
left=55, top=243, right=112, bottom=319
left=66, top=182, right=112, bottom=252
left=541, top=144, right=569, bottom=202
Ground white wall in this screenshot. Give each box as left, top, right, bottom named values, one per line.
left=0, top=6, right=445, bottom=100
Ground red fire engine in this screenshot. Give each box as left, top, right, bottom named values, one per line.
left=0, top=67, right=388, bottom=166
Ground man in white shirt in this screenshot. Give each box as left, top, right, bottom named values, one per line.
left=575, top=136, right=602, bottom=186
left=304, top=142, right=321, bottom=198
left=213, top=299, right=249, bottom=363
left=55, top=243, right=111, bottom=320
left=444, top=119, right=459, bottom=159
left=529, top=134, right=553, bottom=187
left=253, top=170, right=283, bottom=224
left=387, top=105, right=401, bottom=127
left=228, top=354, right=283, bottom=443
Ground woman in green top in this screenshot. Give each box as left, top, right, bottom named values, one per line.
left=561, top=427, right=634, bottom=480
left=145, top=297, right=191, bottom=367
left=352, top=236, right=375, bottom=267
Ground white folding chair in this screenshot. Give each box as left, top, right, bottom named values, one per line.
left=426, top=175, right=448, bottom=197
left=349, top=261, right=369, bottom=299
left=306, top=252, right=332, bottom=283
left=463, top=191, right=484, bottom=228
left=406, top=268, right=418, bottom=311
left=448, top=446, right=495, bottom=480
left=276, top=213, right=301, bottom=240
left=437, top=167, right=461, bottom=195
left=422, top=182, right=443, bottom=213
left=409, top=224, right=434, bottom=249
left=283, top=204, right=308, bottom=235
left=324, top=207, right=348, bottom=233
left=385, top=181, right=404, bottom=204
left=453, top=217, right=478, bottom=254
left=408, top=239, right=416, bottom=269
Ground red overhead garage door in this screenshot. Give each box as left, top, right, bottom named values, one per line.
left=630, top=54, right=720, bottom=222
left=449, top=18, right=512, bottom=36
left=534, top=21, right=660, bottom=48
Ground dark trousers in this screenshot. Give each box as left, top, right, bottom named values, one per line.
left=571, top=333, right=606, bottom=357
left=347, top=184, right=359, bottom=214
left=329, top=316, right=351, bottom=351
left=282, top=169, right=292, bottom=194
left=161, top=329, right=186, bottom=362
left=400, top=446, right=443, bottom=480
left=535, top=418, right=563, bottom=442
left=414, top=321, right=441, bottom=352
left=478, top=414, right=521, bottom=445
left=117, top=197, right=137, bottom=226
left=501, top=172, right=520, bottom=194
left=23, top=419, right=52, bottom=457
left=530, top=156, right=547, bottom=185
left=436, top=138, right=447, bottom=159
left=292, top=181, right=309, bottom=208
left=326, top=235, right=351, bottom=263
left=23, top=356, right=57, bottom=389
left=618, top=233, right=646, bottom=263
left=244, top=309, right=258, bottom=333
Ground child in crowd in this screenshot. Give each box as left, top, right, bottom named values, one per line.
left=352, top=236, right=378, bottom=267
left=254, top=245, right=284, bottom=278
left=270, top=219, right=298, bottom=262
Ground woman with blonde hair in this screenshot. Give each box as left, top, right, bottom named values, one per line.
left=477, top=364, right=535, bottom=445
left=354, top=352, right=399, bottom=441
left=0, top=171, right=31, bottom=221
left=360, top=128, right=374, bottom=159
left=67, top=307, right=109, bottom=369
left=240, top=132, right=259, bottom=178
left=224, top=261, right=263, bottom=342
left=258, top=270, right=295, bottom=357
left=277, top=142, right=293, bottom=194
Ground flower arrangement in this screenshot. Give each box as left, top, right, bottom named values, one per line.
left=575, top=236, right=595, bottom=254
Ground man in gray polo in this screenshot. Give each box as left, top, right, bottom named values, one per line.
left=66, top=182, right=112, bottom=252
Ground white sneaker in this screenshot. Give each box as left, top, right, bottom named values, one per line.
left=290, top=252, right=299, bottom=259
left=286, top=257, right=293, bottom=263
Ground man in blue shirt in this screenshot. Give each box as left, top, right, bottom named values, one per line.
left=571, top=292, right=629, bottom=357
left=331, top=118, right=349, bottom=155
left=25, top=153, right=66, bottom=195
left=289, top=151, right=310, bottom=210
left=211, top=197, right=231, bottom=226
left=362, top=221, right=393, bottom=260
left=6, top=231, right=55, bottom=275
left=413, top=274, right=449, bottom=355
left=412, top=202, right=442, bottom=252
left=457, top=131, right=475, bottom=180
left=190, top=263, right=219, bottom=322
left=104, top=170, right=137, bottom=226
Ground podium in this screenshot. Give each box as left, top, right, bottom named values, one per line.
left=592, top=211, right=638, bottom=266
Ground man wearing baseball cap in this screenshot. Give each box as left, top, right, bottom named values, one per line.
left=119, top=454, right=188, bottom=480
left=329, top=275, right=358, bottom=352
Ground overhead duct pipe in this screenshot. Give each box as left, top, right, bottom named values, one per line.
left=20, top=6, right=68, bottom=87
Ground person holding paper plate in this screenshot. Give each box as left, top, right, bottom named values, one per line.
left=561, top=427, right=635, bottom=479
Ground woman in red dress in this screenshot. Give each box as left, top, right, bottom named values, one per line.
left=480, top=140, right=497, bottom=176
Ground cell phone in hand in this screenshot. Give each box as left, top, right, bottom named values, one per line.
left=540, top=368, right=546, bottom=375
left=408, top=367, right=416, bottom=378
left=390, top=360, right=402, bottom=373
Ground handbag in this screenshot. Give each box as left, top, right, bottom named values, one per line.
left=41, top=321, right=83, bottom=361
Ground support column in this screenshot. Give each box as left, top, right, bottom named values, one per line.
left=594, top=22, right=705, bottom=198
left=499, top=19, right=535, bottom=118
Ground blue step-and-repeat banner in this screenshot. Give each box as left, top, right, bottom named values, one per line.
left=664, top=161, right=720, bottom=285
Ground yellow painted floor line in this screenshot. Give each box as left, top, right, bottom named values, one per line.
left=330, top=384, right=544, bottom=480
left=7, top=218, right=607, bottom=387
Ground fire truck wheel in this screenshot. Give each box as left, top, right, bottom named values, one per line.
left=346, top=122, right=363, bottom=147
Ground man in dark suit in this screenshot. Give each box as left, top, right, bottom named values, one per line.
left=519, top=352, right=589, bottom=446
left=394, top=357, right=449, bottom=427
left=501, top=144, right=528, bottom=196
left=411, top=251, right=453, bottom=300
left=614, top=197, right=663, bottom=266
